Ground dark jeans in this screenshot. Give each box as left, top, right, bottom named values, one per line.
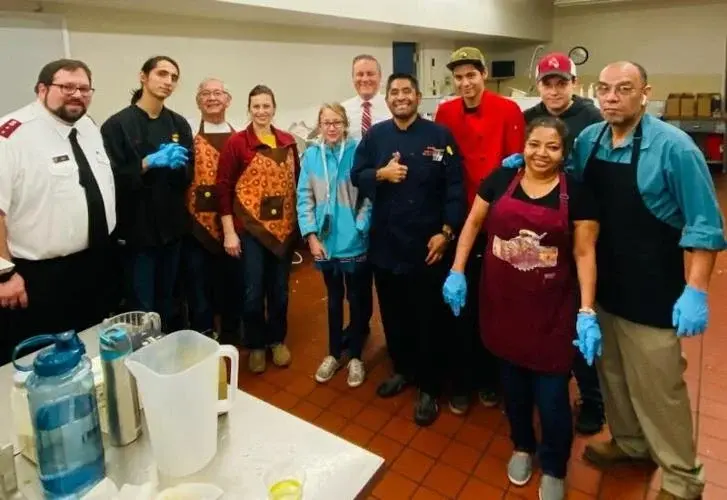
left=451, top=233, right=499, bottom=396
left=123, top=239, right=182, bottom=332
left=374, top=262, right=447, bottom=397
left=319, top=260, right=372, bottom=360
left=181, top=237, right=241, bottom=336
left=500, top=360, right=573, bottom=479
left=241, top=232, right=292, bottom=349
left=572, top=353, right=603, bottom=406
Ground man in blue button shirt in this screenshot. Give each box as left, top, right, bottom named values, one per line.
left=571, top=62, right=724, bottom=500
left=351, top=73, right=465, bottom=426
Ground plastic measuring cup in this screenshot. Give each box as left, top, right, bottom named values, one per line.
left=125, top=330, right=239, bottom=477
left=264, top=462, right=306, bottom=500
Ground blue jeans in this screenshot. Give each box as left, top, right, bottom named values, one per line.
left=123, top=239, right=181, bottom=331
left=240, top=233, right=292, bottom=349
left=500, top=360, right=573, bottom=479
left=181, top=237, right=242, bottom=336
left=319, top=259, right=372, bottom=360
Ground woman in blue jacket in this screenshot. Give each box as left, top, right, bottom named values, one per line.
left=297, top=103, right=372, bottom=388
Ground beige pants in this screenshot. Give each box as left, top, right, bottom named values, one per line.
left=596, top=306, right=704, bottom=499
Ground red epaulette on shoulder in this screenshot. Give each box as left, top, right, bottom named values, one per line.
left=0, top=119, right=22, bottom=139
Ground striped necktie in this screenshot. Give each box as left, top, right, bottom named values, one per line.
left=361, top=100, right=372, bottom=136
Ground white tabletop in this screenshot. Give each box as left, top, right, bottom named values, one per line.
left=1, top=330, right=384, bottom=499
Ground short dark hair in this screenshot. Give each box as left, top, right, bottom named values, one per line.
left=35, top=59, right=92, bottom=94
left=131, top=55, right=180, bottom=104
left=385, top=73, right=420, bottom=95
left=248, top=84, right=276, bottom=109
left=525, top=116, right=570, bottom=159
left=628, top=61, right=648, bottom=85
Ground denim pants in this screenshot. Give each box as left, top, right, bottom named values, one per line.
left=240, top=233, right=292, bottom=349
left=500, top=360, right=573, bottom=479
left=123, top=239, right=182, bottom=331
left=181, top=236, right=242, bottom=336
left=318, top=259, right=372, bottom=360
left=572, top=351, right=603, bottom=406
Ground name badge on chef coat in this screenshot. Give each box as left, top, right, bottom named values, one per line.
left=52, top=154, right=70, bottom=164
left=423, top=146, right=444, bottom=162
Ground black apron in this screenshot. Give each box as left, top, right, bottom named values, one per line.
left=583, top=121, right=684, bottom=328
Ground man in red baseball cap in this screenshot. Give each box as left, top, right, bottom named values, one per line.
left=522, top=52, right=605, bottom=437
left=525, top=52, right=602, bottom=151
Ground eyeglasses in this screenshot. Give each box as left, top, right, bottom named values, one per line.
left=199, top=90, right=228, bottom=99
left=595, top=84, right=640, bottom=97
left=320, top=121, right=344, bottom=129
left=50, top=83, right=95, bottom=97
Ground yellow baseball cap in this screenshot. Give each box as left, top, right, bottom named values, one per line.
left=447, top=47, right=486, bottom=70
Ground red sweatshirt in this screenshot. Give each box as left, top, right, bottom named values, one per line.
left=435, top=91, right=525, bottom=207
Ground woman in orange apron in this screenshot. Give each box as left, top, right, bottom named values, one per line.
left=216, top=85, right=300, bottom=374
left=443, top=117, right=600, bottom=500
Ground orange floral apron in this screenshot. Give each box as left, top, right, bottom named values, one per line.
left=186, top=122, right=234, bottom=254
left=233, top=146, right=298, bottom=257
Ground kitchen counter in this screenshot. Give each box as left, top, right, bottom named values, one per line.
left=1, top=329, right=384, bottom=499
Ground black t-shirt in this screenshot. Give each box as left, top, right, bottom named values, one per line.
left=478, top=168, right=598, bottom=223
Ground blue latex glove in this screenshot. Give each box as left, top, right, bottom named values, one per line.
left=573, top=312, right=602, bottom=366
left=501, top=153, right=524, bottom=169
left=672, top=285, right=708, bottom=337
left=442, top=270, right=467, bottom=317
left=146, top=143, right=189, bottom=169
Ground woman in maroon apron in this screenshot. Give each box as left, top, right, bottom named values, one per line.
left=442, top=117, right=600, bottom=500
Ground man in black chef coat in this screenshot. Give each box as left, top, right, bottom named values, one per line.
left=351, top=73, right=465, bottom=426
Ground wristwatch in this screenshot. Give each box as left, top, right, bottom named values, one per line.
left=441, top=225, right=456, bottom=242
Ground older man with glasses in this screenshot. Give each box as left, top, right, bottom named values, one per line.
left=181, top=78, right=241, bottom=342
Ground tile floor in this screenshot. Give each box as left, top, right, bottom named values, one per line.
left=235, top=174, right=727, bottom=499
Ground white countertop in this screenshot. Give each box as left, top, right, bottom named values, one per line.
left=2, top=330, right=384, bottom=499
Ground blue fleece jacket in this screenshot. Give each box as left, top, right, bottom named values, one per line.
left=296, top=138, right=372, bottom=259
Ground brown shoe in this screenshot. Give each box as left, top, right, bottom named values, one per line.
left=248, top=349, right=266, bottom=373
left=271, top=343, right=292, bottom=367
left=583, top=440, right=653, bottom=468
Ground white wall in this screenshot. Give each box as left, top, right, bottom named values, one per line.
left=487, top=2, right=727, bottom=98
left=0, top=4, right=462, bottom=128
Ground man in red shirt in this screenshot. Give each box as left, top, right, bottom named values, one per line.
left=435, top=47, right=525, bottom=414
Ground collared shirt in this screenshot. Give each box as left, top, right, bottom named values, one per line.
left=571, top=113, right=726, bottom=251
left=0, top=102, right=117, bottom=260
left=435, top=92, right=525, bottom=207
left=351, top=116, right=465, bottom=274
left=342, top=94, right=391, bottom=141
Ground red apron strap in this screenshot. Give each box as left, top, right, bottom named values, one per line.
left=503, top=169, right=525, bottom=198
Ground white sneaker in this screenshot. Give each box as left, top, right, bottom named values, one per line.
left=347, top=359, right=365, bottom=388
left=315, top=356, right=340, bottom=383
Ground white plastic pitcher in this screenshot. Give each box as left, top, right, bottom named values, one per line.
left=125, top=330, right=239, bottom=477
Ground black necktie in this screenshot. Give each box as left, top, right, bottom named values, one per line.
left=69, top=128, right=109, bottom=248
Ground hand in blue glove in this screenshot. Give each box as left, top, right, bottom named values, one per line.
left=442, top=270, right=467, bottom=317
left=573, top=311, right=603, bottom=366
left=672, top=285, right=708, bottom=337
left=145, top=143, right=189, bottom=169
left=501, top=153, right=524, bottom=169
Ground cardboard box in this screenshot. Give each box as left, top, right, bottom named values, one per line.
left=665, top=93, right=681, bottom=117
left=697, top=93, right=720, bottom=118
left=680, top=93, right=696, bottom=118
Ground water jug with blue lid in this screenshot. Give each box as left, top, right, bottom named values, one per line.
left=12, top=331, right=106, bottom=499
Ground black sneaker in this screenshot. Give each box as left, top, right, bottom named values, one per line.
left=478, top=388, right=498, bottom=408
left=414, top=391, right=440, bottom=427
left=448, top=394, right=470, bottom=415
left=376, top=374, right=408, bottom=398
left=575, top=401, right=605, bottom=436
